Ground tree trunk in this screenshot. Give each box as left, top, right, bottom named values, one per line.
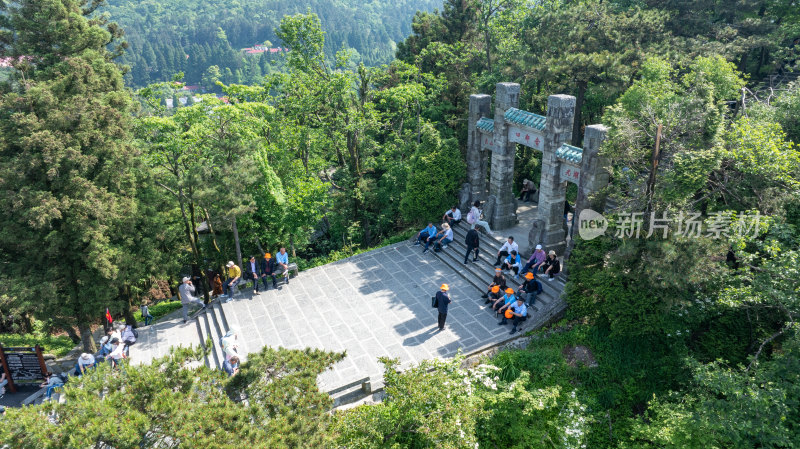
left=64, top=326, right=81, bottom=345
left=571, top=82, right=587, bottom=147
left=204, top=208, right=221, bottom=254
left=232, top=215, right=243, bottom=268
left=123, top=285, right=138, bottom=327
left=79, top=325, right=96, bottom=353
left=289, top=234, right=296, bottom=258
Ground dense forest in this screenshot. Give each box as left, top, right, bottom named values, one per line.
left=103, top=0, right=442, bottom=87
left=1, top=0, right=800, bottom=447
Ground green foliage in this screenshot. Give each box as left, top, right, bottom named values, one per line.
left=0, top=333, right=75, bottom=358
left=132, top=300, right=183, bottom=323
left=400, top=125, right=466, bottom=225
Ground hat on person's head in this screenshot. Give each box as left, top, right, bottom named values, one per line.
left=442, top=223, right=450, bottom=229
left=495, top=268, right=501, bottom=272
left=440, top=284, right=450, bottom=291
left=525, top=272, right=534, bottom=280
left=226, top=261, right=234, bottom=267
left=491, top=285, right=500, bottom=293
left=182, top=276, right=190, bottom=283
left=549, top=250, right=556, bottom=256
left=99, top=336, right=108, bottom=344
left=110, top=338, right=120, bottom=344
left=535, top=244, right=542, bottom=250
left=505, top=288, right=514, bottom=294
left=265, top=252, right=271, bottom=258
left=80, top=353, right=92, bottom=360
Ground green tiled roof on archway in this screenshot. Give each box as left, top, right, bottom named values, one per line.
left=556, top=143, right=583, bottom=164
left=504, top=108, right=546, bottom=130
left=476, top=117, right=494, bottom=132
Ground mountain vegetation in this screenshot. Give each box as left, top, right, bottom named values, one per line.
left=103, top=0, right=442, bottom=87
left=0, top=0, right=799, bottom=447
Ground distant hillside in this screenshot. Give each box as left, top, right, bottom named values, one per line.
left=103, top=0, right=441, bottom=88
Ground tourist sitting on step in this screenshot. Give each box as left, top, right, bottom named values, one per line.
left=223, top=355, right=240, bottom=377
left=40, top=373, right=66, bottom=400
left=502, top=250, right=522, bottom=277
left=221, top=329, right=240, bottom=362
left=180, top=276, right=207, bottom=321
left=259, top=252, right=278, bottom=291
left=467, top=201, right=493, bottom=235
left=108, top=338, right=126, bottom=369
left=520, top=244, right=547, bottom=276
left=423, top=224, right=446, bottom=253
left=543, top=250, right=561, bottom=281
left=442, top=206, right=462, bottom=227
left=428, top=222, right=453, bottom=252
left=415, top=222, right=437, bottom=246
left=499, top=297, right=528, bottom=334
left=481, top=268, right=507, bottom=299
left=463, top=226, right=480, bottom=264
left=222, top=261, right=242, bottom=301
left=493, top=288, right=516, bottom=314
left=276, top=248, right=290, bottom=284
left=94, top=336, right=113, bottom=362
left=518, top=272, right=543, bottom=306
left=494, top=236, right=519, bottom=266
left=483, top=285, right=502, bottom=305
left=518, top=179, right=536, bottom=202
left=244, top=256, right=260, bottom=294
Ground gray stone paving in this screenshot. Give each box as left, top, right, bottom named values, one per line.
left=130, top=241, right=520, bottom=392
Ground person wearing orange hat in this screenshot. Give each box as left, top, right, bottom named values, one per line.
left=258, top=252, right=278, bottom=291
left=481, top=268, right=507, bottom=299
left=435, top=284, right=452, bottom=331
left=493, top=287, right=516, bottom=314
left=499, top=296, right=528, bottom=334
left=518, top=271, right=543, bottom=306
left=483, top=284, right=502, bottom=305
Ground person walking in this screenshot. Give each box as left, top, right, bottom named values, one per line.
left=463, top=226, right=480, bottom=264
left=140, top=303, right=154, bottom=326
left=435, top=284, right=452, bottom=331
left=179, top=276, right=206, bottom=323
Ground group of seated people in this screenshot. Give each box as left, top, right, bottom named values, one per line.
left=223, top=248, right=292, bottom=301
left=494, top=237, right=561, bottom=281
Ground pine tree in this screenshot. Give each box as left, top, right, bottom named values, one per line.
left=0, top=0, right=141, bottom=351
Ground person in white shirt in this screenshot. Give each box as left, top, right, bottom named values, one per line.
left=466, top=201, right=493, bottom=235
left=220, top=329, right=240, bottom=362
left=442, top=206, right=462, bottom=227
left=494, top=236, right=519, bottom=266
left=435, top=223, right=454, bottom=249
left=108, top=338, right=125, bottom=368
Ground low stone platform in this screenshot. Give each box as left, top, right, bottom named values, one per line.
left=130, top=241, right=527, bottom=392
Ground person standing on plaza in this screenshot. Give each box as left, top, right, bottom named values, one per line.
left=179, top=276, right=206, bottom=322
left=463, top=225, right=480, bottom=264
left=276, top=247, right=290, bottom=284
left=435, top=284, right=452, bottom=331
left=223, top=261, right=242, bottom=300
left=140, top=303, right=154, bottom=326
left=259, top=252, right=278, bottom=291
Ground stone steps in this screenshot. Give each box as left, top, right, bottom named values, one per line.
left=193, top=299, right=229, bottom=370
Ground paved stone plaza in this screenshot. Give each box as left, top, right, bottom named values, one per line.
left=131, top=241, right=520, bottom=392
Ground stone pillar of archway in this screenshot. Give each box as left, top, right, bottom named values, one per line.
left=489, top=82, right=520, bottom=230
left=536, top=94, right=576, bottom=255
left=467, top=94, right=492, bottom=203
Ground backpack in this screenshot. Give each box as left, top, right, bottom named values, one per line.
left=466, top=208, right=477, bottom=224
left=132, top=328, right=139, bottom=339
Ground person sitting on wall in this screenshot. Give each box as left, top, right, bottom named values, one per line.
left=276, top=247, right=290, bottom=284
left=502, top=250, right=522, bottom=277
left=521, top=244, right=547, bottom=275
left=518, top=272, right=543, bottom=306
left=484, top=284, right=502, bottom=305
left=244, top=256, right=260, bottom=295
left=494, top=236, right=519, bottom=266
left=543, top=250, right=561, bottom=281
left=519, top=179, right=536, bottom=202
left=222, top=261, right=242, bottom=300
left=481, top=268, right=507, bottom=299
left=442, top=206, right=462, bottom=227
left=259, top=252, right=278, bottom=291
left=415, top=222, right=437, bottom=246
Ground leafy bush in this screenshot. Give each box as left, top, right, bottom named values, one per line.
left=133, top=300, right=183, bottom=323
left=0, top=333, right=75, bottom=358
